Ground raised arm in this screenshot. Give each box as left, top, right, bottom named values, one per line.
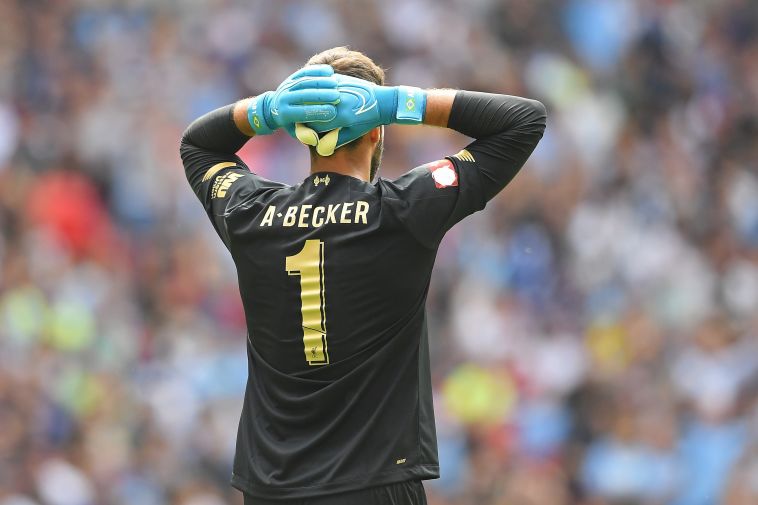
left=181, top=104, right=250, bottom=155
left=180, top=65, right=342, bottom=196
left=181, top=64, right=340, bottom=158
left=375, top=89, right=546, bottom=248
left=294, top=75, right=546, bottom=180
left=179, top=95, right=282, bottom=156
left=423, top=89, right=547, bottom=201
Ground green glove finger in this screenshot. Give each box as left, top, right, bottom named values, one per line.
left=316, top=128, right=341, bottom=157
left=295, top=123, right=319, bottom=146
left=295, top=124, right=340, bottom=156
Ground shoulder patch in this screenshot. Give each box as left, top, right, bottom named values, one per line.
left=202, top=161, right=237, bottom=182
left=452, top=149, right=475, bottom=163
left=425, top=159, right=458, bottom=188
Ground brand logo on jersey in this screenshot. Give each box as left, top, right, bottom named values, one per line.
left=202, top=161, right=237, bottom=182
left=212, top=172, right=244, bottom=198
left=426, top=159, right=458, bottom=188
left=313, top=174, right=330, bottom=187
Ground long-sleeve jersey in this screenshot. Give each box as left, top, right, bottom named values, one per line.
left=179, top=91, right=546, bottom=499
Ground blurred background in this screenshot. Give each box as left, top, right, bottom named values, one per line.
left=1, top=0, right=757, bottom=504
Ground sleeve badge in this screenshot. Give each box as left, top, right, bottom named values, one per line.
left=427, top=159, right=458, bottom=188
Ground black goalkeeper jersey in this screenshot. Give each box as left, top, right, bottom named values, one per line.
left=180, top=92, right=546, bottom=500
left=182, top=149, right=484, bottom=499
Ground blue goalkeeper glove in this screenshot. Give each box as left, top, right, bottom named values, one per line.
left=293, top=74, right=427, bottom=156
left=247, top=65, right=341, bottom=136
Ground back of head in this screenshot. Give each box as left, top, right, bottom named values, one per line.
left=307, top=46, right=385, bottom=86
left=305, top=47, right=385, bottom=158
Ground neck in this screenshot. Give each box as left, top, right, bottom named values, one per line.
left=310, top=150, right=370, bottom=182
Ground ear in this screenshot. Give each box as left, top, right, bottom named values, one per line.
left=368, top=126, right=382, bottom=145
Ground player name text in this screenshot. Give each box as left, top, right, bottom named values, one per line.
left=259, top=201, right=369, bottom=228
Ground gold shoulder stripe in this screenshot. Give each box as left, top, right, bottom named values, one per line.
left=202, top=161, right=237, bottom=182
left=452, top=149, right=475, bottom=163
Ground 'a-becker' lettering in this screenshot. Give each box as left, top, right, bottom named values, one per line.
left=259, top=201, right=369, bottom=228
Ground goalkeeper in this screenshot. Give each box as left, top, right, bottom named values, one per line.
left=180, top=47, right=546, bottom=505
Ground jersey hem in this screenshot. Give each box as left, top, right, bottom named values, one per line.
left=231, top=465, right=440, bottom=499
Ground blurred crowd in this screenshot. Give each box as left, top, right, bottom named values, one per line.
left=0, top=0, right=757, bottom=504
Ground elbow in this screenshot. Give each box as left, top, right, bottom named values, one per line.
left=179, top=135, right=189, bottom=156
left=180, top=126, right=191, bottom=145
left=178, top=124, right=198, bottom=167
left=179, top=119, right=198, bottom=150
left=525, top=98, right=547, bottom=134
left=527, top=98, right=547, bottom=117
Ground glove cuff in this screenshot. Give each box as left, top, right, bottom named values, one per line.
left=248, top=92, right=276, bottom=135
left=394, top=86, right=426, bottom=125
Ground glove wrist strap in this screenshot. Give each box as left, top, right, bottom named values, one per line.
left=394, top=86, right=426, bottom=124
left=248, top=92, right=276, bottom=135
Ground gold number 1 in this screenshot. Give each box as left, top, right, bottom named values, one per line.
left=286, top=239, right=329, bottom=365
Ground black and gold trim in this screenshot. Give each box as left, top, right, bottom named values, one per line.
left=452, top=149, right=475, bottom=163
left=202, top=161, right=237, bottom=182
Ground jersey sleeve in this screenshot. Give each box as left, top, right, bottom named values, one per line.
left=385, top=92, right=546, bottom=248
left=180, top=140, right=274, bottom=247
left=381, top=149, right=488, bottom=248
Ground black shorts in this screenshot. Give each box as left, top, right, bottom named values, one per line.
left=243, top=480, right=427, bottom=505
